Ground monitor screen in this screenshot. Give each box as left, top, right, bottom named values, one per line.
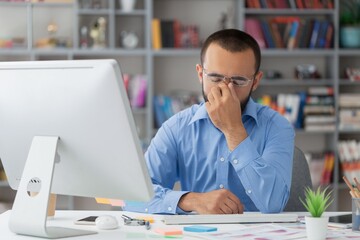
left=0, top=59, right=154, bottom=202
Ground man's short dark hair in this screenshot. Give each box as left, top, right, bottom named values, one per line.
left=200, top=29, right=261, bottom=75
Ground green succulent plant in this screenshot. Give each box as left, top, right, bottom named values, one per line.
left=340, top=0, right=360, bottom=26
left=299, top=186, right=333, bottom=218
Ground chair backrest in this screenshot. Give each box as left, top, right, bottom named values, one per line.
left=284, top=146, right=312, bottom=211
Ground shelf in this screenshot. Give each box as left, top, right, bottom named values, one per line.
left=338, top=49, right=360, bottom=56
left=261, top=49, right=335, bottom=57
left=260, top=79, right=334, bottom=86
left=77, top=9, right=112, bottom=15
left=150, top=49, right=333, bottom=58
left=73, top=49, right=147, bottom=56
left=0, top=48, right=30, bottom=55
left=33, top=48, right=73, bottom=56
left=339, top=129, right=360, bottom=134
left=295, top=129, right=336, bottom=135
left=31, top=2, right=74, bottom=8
left=0, top=1, right=73, bottom=8
left=115, top=9, right=147, bottom=16
left=339, top=80, right=360, bottom=86
left=245, top=9, right=335, bottom=15
left=152, top=49, right=200, bottom=57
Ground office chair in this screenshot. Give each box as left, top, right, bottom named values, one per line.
left=284, top=146, right=312, bottom=211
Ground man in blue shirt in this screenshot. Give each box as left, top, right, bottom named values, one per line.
left=125, top=29, right=295, bottom=214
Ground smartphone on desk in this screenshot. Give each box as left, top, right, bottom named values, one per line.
left=328, top=214, right=352, bottom=229
left=74, top=216, right=98, bottom=225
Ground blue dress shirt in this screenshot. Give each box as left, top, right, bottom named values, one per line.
left=124, top=98, right=295, bottom=214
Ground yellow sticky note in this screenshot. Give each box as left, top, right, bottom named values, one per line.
left=138, top=216, right=154, bottom=223
left=95, top=198, right=111, bottom=204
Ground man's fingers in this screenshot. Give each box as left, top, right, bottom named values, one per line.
left=227, top=193, right=243, bottom=214
left=220, top=203, right=234, bottom=214
left=207, top=92, right=215, bottom=104
left=219, top=83, right=231, bottom=98
left=210, top=86, right=222, bottom=100
left=224, top=198, right=239, bottom=214
left=228, top=83, right=239, bottom=101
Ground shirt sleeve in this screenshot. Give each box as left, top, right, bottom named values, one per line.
left=229, top=114, right=295, bottom=213
left=124, top=117, right=189, bottom=214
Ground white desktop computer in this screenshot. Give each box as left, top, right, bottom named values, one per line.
left=0, top=59, right=154, bottom=238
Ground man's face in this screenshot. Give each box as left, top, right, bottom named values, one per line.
left=197, top=43, right=262, bottom=111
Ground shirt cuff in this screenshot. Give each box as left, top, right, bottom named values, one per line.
left=229, top=137, right=260, bottom=170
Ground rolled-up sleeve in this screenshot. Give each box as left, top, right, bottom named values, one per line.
left=229, top=114, right=295, bottom=213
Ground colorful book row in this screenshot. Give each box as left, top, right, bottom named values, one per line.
left=246, top=0, right=334, bottom=9
left=152, top=19, right=200, bottom=49
left=245, top=17, right=333, bottom=49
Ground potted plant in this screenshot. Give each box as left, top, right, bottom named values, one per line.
left=299, top=186, right=333, bottom=240
left=340, top=0, right=360, bottom=48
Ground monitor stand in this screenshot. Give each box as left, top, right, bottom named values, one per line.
left=9, top=136, right=97, bottom=239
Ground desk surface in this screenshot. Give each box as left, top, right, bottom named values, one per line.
left=0, top=210, right=358, bottom=239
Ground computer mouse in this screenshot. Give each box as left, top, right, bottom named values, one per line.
left=95, top=215, right=119, bottom=230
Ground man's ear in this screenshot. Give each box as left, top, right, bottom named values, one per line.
left=196, top=64, right=203, bottom=84
left=252, top=71, right=263, bottom=91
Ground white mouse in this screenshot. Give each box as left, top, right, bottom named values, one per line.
left=95, top=215, right=119, bottom=230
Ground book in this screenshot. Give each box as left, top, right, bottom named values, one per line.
left=320, top=152, right=334, bottom=185
left=324, top=22, right=334, bottom=48
left=161, top=20, right=175, bottom=48
left=151, top=18, right=162, bottom=49
left=316, top=21, right=329, bottom=48
left=309, top=20, right=321, bottom=48
left=260, top=20, right=276, bottom=48
left=245, top=18, right=266, bottom=49
left=287, top=20, right=300, bottom=49
left=306, top=152, right=326, bottom=187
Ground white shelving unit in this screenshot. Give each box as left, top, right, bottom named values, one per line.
left=0, top=0, right=358, bottom=211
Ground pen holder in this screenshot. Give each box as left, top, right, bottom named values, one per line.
left=352, top=198, right=360, bottom=231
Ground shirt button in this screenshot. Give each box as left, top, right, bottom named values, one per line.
left=220, top=157, right=225, bottom=162
left=168, top=206, right=172, bottom=211
left=247, top=189, right=252, bottom=194
left=219, top=184, right=224, bottom=189
left=145, top=208, right=148, bottom=212
left=233, top=159, right=238, bottom=164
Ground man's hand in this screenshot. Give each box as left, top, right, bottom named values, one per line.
left=178, top=189, right=244, bottom=214
left=205, top=82, right=247, bottom=150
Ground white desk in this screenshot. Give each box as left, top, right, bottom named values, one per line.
left=0, top=210, right=357, bottom=239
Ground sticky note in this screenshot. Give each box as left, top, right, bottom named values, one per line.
left=95, top=198, right=111, bottom=204
left=109, top=199, right=125, bottom=207
left=138, top=216, right=155, bottom=223
left=183, top=225, right=218, bottom=232
left=154, top=227, right=182, bottom=236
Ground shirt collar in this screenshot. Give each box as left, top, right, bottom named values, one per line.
left=188, top=98, right=259, bottom=126
left=243, top=98, right=259, bottom=125
left=188, top=102, right=208, bottom=125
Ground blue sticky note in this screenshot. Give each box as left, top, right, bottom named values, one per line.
left=183, top=225, right=217, bottom=232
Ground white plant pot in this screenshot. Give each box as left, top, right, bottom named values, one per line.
left=120, top=0, right=136, bottom=12
left=305, top=216, right=329, bottom=240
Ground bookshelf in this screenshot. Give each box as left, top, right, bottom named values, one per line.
left=0, top=0, right=357, bottom=211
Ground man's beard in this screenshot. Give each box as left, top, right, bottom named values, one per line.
left=202, top=81, right=252, bottom=112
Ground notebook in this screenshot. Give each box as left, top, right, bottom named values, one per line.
left=162, top=213, right=298, bottom=225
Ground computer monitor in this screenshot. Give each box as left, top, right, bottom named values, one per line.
left=0, top=59, right=154, bottom=238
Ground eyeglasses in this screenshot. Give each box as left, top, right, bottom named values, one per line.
left=202, top=68, right=255, bottom=87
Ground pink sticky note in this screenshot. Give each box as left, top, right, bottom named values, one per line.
left=154, top=227, right=182, bottom=236
left=109, top=199, right=125, bottom=207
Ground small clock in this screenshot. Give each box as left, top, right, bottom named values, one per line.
left=121, top=31, right=139, bottom=49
